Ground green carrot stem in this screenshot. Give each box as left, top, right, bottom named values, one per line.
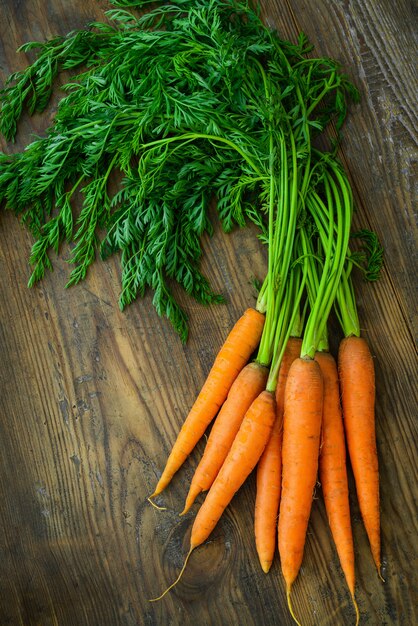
left=256, top=147, right=278, bottom=365
left=257, top=129, right=300, bottom=366
left=139, top=132, right=264, bottom=178
left=266, top=255, right=307, bottom=393
left=299, top=228, right=329, bottom=354
left=300, top=158, right=352, bottom=358
left=255, top=68, right=280, bottom=364
left=290, top=295, right=304, bottom=339
left=335, top=267, right=361, bottom=337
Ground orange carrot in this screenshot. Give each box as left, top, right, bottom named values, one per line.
left=254, top=337, right=302, bottom=573
left=150, top=389, right=276, bottom=602
left=181, top=361, right=268, bottom=514
left=278, top=357, right=323, bottom=623
left=191, top=389, right=276, bottom=548
left=338, top=335, right=381, bottom=575
left=315, top=350, right=359, bottom=624
left=151, top=307, right=265, bottom=497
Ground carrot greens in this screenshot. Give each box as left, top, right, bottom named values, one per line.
left=0, top=0, right=358, bottom=341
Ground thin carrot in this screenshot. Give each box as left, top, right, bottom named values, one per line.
left=150, top=389, right=276, bottom=601
left=151, top=307, right=265, bottom=498
left=254, top=336, right=302, bottom=573
left=191, top=389, right=276, bottom=547
left=338, top=335, right=381, bottom=575
left=254, top=417, right=282, bottom=574
left=278, top=357, right=323, bottom=622
left=315, top=350, right=359, bottom=625
left=181, top=361, right=268, bottom=515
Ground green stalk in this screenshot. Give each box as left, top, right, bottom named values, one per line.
left=300, top=157, right=352, bottom=359
left=265, top=258, right=307, bottom=393
left=299, top=228, right=329, bottom=353
left=305, top=180, right=360, bottom=340
left=255, top=109, right=278, bottom=365
left=256, top=128, right=300, bottom=367
left=335, top=267, right=361, bottom=337
left=139, top=132, right=264, bottom=178
left=256, top=189, right=276, bottom=362
left=255, top=133, right=287, bottom=313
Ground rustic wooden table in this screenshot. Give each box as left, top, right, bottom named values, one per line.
left=0, top=1, right=416, bottom=625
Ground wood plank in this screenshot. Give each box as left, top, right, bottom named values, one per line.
left=0, top=1, right=416, bottom=625
left=263, top=0, right=418, bottom=331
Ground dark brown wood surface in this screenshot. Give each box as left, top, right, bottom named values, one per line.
left=0, top=1, right=416, bottom=625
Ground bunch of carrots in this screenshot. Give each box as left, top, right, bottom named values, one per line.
left=0, top=0, right=382, bottom=620
left=149, top=141, right=383, bottom=625
left=140, top=3, right=383, bottom=623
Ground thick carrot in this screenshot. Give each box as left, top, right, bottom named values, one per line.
left=181, top=361, right=268, bottom=515
left=338, top=335, right=381, bottom=574
left=151, top=307, right=265, bottom=497
left=254, top=337, right=302, bottom=573
left=315, top=350, right=359, bottom=624
left=191, top=389, right=276, bottom=548
left=278, top=357, right=323, bottom=623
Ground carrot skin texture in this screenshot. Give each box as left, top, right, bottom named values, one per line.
left=276, top=338, right=303, bottom=418
left=190, top=390, right=276, bottom=549
left=254, top=418, right=281, bottom=574
left=182, top=361, right=268, bottom=514
left=255, top=337, right=302, bottom=573
left=152, top=308, right=265, bottom=496
left=315, top=351, right=356, bottom=598
left=338, top=336, right=381, bottom=573
left=278, top=357, right=323, bottom=589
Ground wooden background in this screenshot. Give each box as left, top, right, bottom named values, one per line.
left=0, top=1, right=416, bottom=625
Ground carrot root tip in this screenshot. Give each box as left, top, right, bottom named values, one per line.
left=260, top=560, right=272, bottom=574
left=180, top=491, right=199, bottom=516
left=378, top=566, right=385, bottom=583
left=352, top=593, right=360, bottom=626
left=149, top=546, right=194, bottom=602
left=147, top=496, right=167, bottom=511
left=286, top=585, right=302, bottom=626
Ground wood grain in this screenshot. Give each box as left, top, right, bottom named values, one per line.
left=0, top=1, right=417, bottom=625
